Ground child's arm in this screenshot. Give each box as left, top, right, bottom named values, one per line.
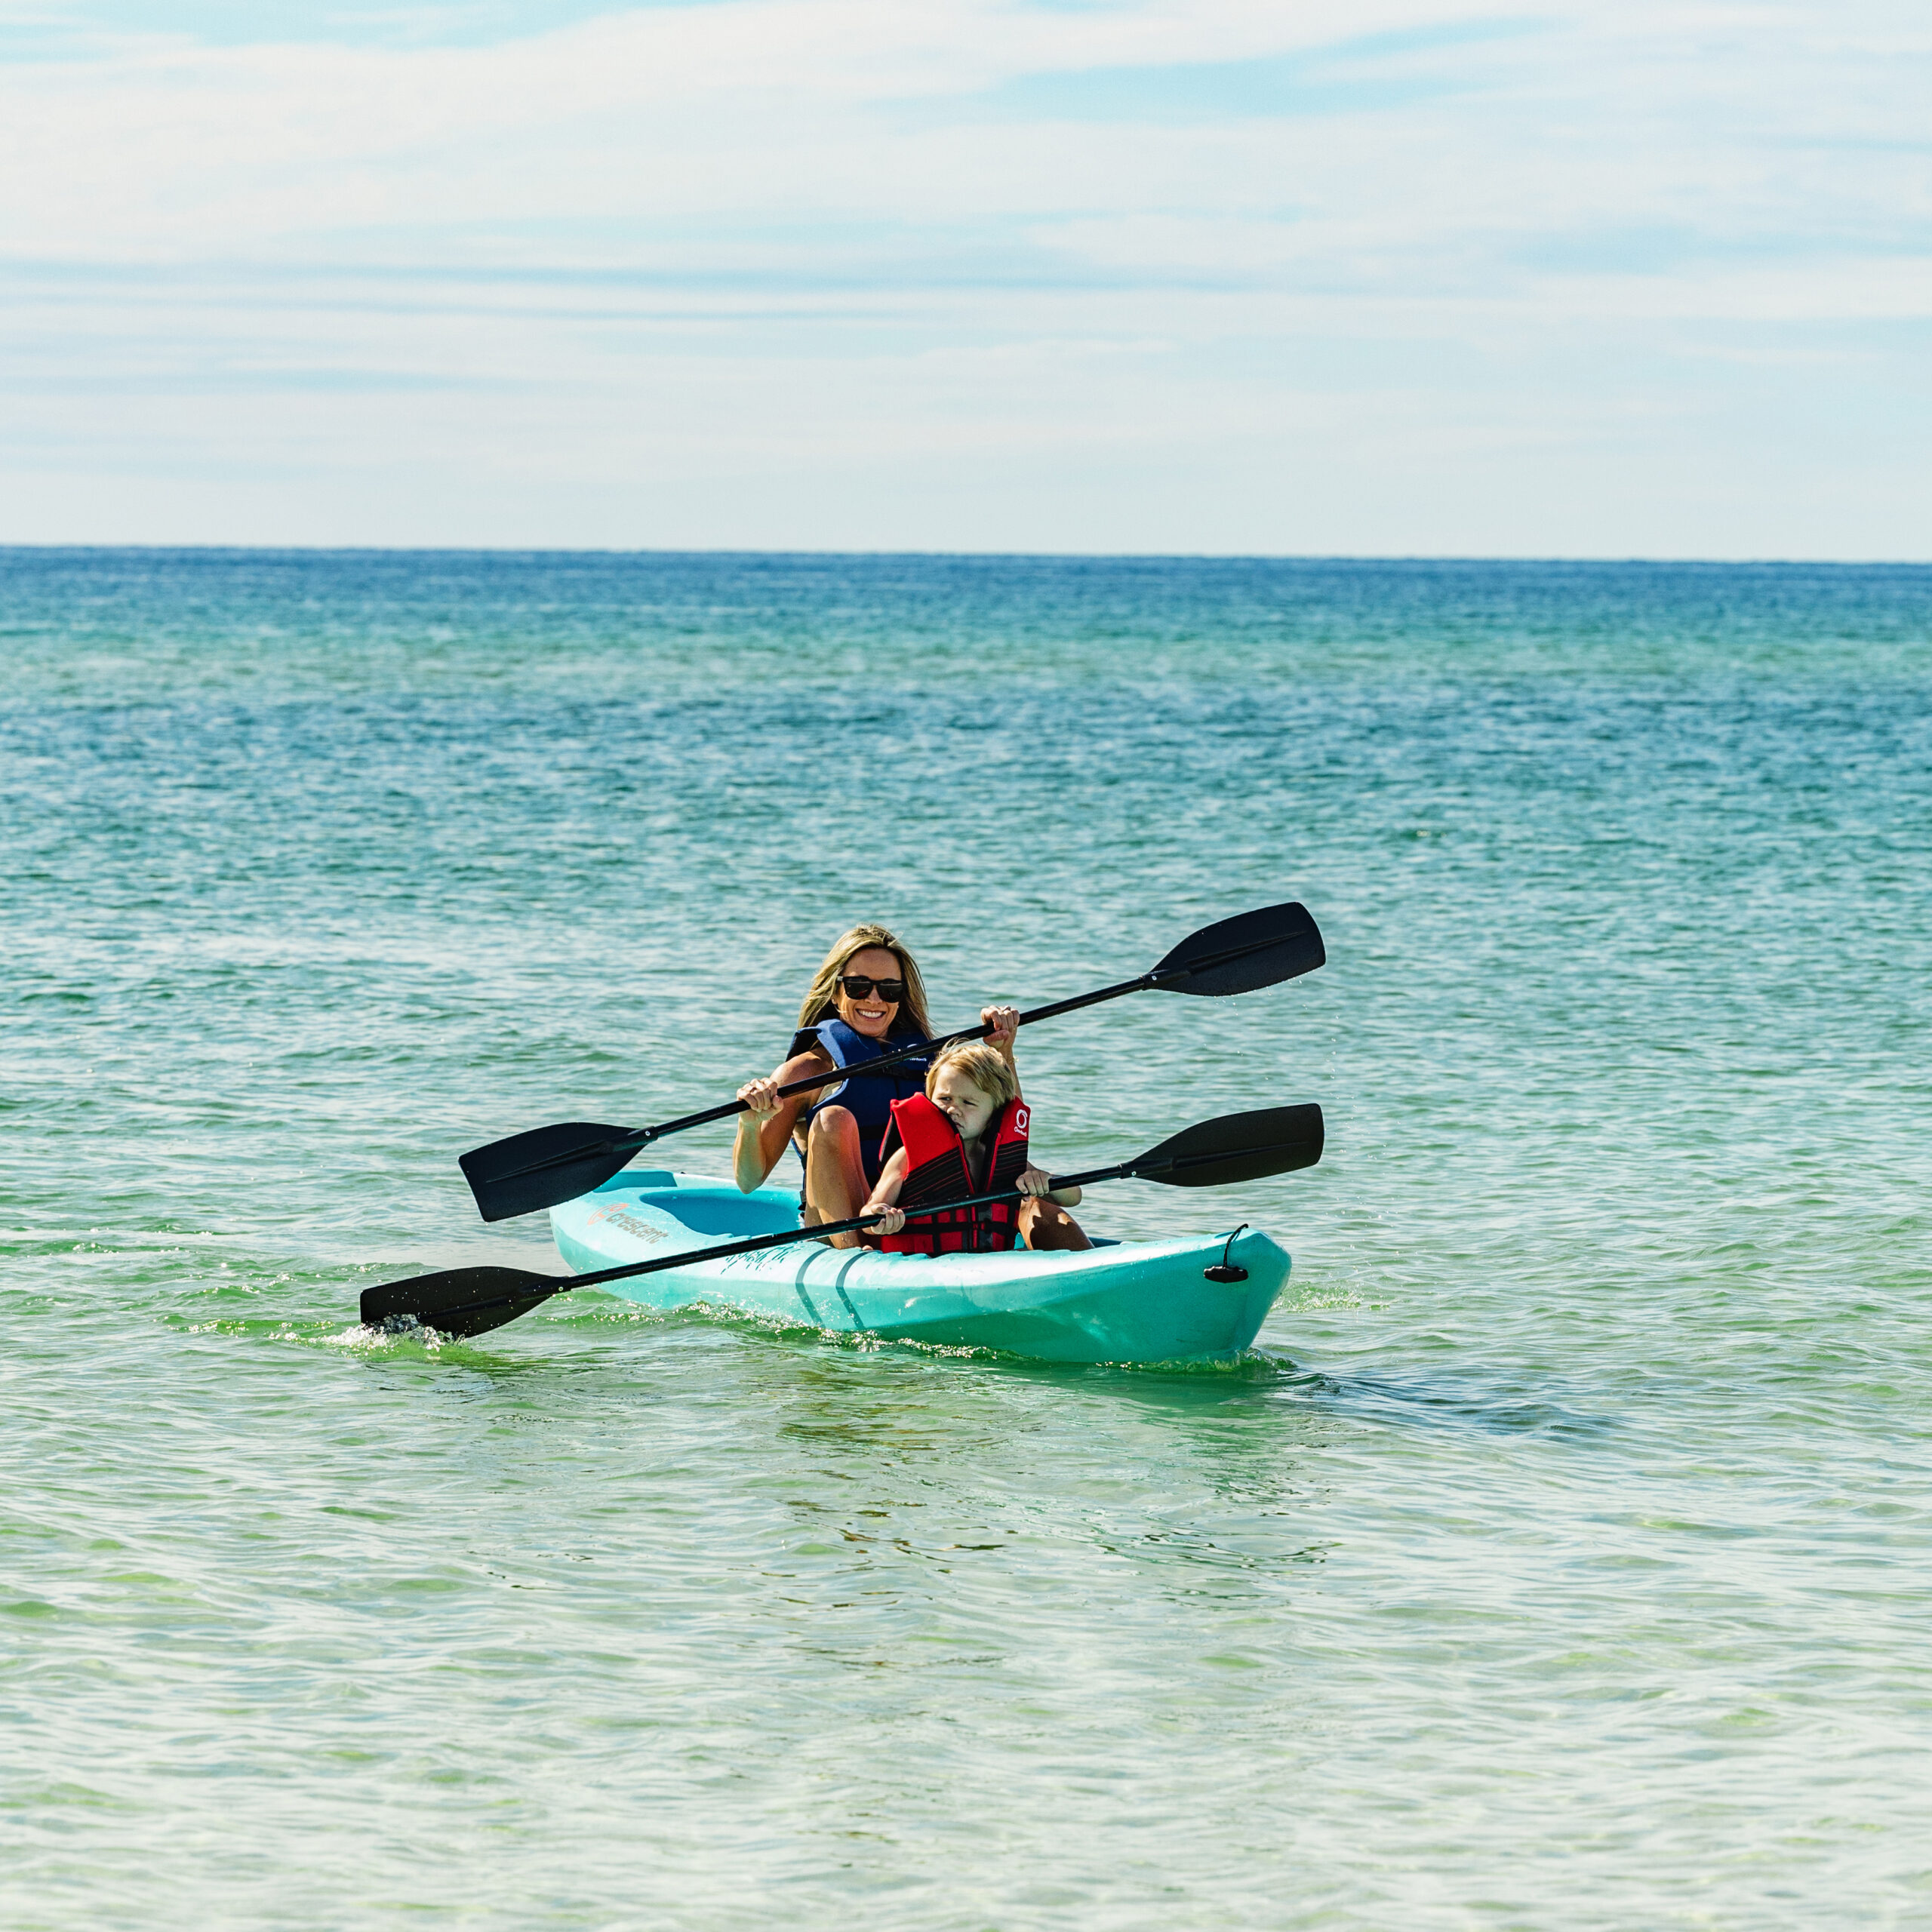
left=860, top=1149, right=912, bottom=1235
left=1017, top=1164, right=1081, bottom=1208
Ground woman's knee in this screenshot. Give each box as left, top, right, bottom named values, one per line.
left=1022, top=1199, right=1091, bottom=1252
left=807, top=1105, right=857, bottom=1148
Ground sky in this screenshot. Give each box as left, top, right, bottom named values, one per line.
left=0, top=0, right=1927, bottom=555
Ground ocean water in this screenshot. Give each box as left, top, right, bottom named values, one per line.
left=3, top=549, right=1929, bottom=1929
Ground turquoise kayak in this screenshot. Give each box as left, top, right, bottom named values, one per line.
left=549, top=1169, right=1291, bottom=1364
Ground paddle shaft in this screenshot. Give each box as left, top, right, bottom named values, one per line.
left=459, top=904, right=1322, bottom=1220
left=408, top=1164, right=1124, bottom=1331
left=568, top=1162, right=1116, bottom=1290
left=596, top=923, right=1302, bottom=1162
left=386, top=1102, right=1321, bottom=1334
left=566, top=1124, right=1284, bottom=1297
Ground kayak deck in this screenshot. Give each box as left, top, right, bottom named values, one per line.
left=549, top=1169, right=1291, bottom=1364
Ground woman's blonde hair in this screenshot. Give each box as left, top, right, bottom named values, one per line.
left=796, top=923, right=933, bottom=1038
left=926, top=1040, right=1019, bottom=1108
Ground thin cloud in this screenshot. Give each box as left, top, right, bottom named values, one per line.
left=0, top=0, right=1927, bottom=552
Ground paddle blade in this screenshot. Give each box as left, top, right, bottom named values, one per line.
left=1135, top=1103, right=1324, bottom=1187
left=1151, top=901, right=1324, bottom=996
left=460, top=1120, right=637, bottom=1222
left=359, top=1264, right=568, bottom=1339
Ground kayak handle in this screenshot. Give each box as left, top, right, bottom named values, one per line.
left=1202, top=1223, right=1250, bottom=1283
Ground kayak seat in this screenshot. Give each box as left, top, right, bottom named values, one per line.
left=622, top=1181, right=798, bottom=1240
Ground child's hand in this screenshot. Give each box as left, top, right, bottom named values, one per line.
left=737, top=1075, right=784, bottom=1121
left=863, top=1201, right=905, bottom=1235
left=982, top=1005, right=1020, bottom=1052
left=1016, top=1165, right=1054, bottom=1198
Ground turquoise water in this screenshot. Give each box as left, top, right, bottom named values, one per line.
left=5, top=550, right=1930, bottom=1927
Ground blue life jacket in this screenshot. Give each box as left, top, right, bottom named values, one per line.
left=789, top=1017, right=931, bottom=1189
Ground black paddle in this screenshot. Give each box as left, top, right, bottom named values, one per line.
left=368, top=1103, right=1324, bottom=1340
left=460, top=900, right=1325, bottom=1221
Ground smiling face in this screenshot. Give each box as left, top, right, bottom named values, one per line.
left=929, top=1064, right=999, bottom=1145
left=834, top=946, right=903, bottom=1040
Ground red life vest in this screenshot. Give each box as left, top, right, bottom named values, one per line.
left=878, top=1092, right=1032, bottom=1255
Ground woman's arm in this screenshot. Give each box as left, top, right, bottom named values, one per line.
left=860, top=1149, right=911, bottom=1235
left=731, top=1051, right=832, bottom=1192
left=982, top=1004, right=1020, bottom=1069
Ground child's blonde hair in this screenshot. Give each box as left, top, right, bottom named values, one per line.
left=926, top=1040, right=1019, bottom=1109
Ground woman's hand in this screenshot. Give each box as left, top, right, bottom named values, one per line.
left=982, top=1005, right=1020, bottom=1056
left=863, top=1200, right=906, bottom=1235
left=1016, top=1165, right=1054, bottom=1198
left=737, top=1075, right=785, bottom=1121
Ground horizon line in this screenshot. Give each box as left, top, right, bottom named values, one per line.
left=4, top=544, right=1929, bottom=568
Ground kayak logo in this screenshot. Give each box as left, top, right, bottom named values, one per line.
left=605, top=1208, right=669, bottom=1244
left=1014, top=1105, right=1030, bottom=1137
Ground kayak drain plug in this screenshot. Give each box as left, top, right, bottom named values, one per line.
left=1203, top=1224, right=1249, bottom=1284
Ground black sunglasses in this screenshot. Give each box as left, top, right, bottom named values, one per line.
left=838, top=974, right=906, bottom=1002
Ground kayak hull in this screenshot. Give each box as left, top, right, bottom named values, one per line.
left=549, top=1170, right=1291, bottom=1365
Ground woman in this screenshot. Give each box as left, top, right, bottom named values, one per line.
left=733, top=923, right=1019, bottom=1248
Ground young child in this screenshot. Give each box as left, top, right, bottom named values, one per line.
left=862, top=1041, right=1090, bottom=1254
